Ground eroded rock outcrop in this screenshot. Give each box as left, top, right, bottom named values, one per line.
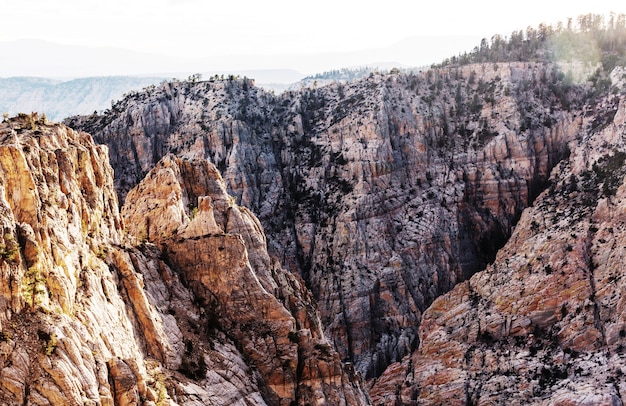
left=369, top=76, right=626, bottom=405
left=67, top=62, right=582, bottom=380
left=0, top=113, right=152, bottom=405
left=122, top=154, right=368, bottom=405
left=0, top=114, right=368, bottom=405
left=280, top=63, right=582, bottom=379
left=19, top=47, right=626, bottom=405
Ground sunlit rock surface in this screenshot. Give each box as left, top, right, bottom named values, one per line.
left=0, top=115, right=368, bottom=405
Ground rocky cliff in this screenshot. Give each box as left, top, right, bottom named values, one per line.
left=67, top=61, right=582, bottom=382
left=369, top=68, right=626, bottom=404
left=0, top=113, right=368, bottom=405
left=6, top=16, right=626, bottom=404
left=8, top=26, right=626, bottom=405
left=121, top=154, right=368, bottom=405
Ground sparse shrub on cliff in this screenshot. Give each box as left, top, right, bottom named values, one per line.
left=0, top=232, right=19, bottom=262
left=593, top=150, right=626, bottom=196
left=22, top=265, right=47, bottom=308
left=37, top=330, right=57, bottom=356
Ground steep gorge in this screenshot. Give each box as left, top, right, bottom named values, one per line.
left=0, top=16, right=624, bottom=404
left=67, top=61, right=582, bottom=383
left=0, top=114, right=368, bottom=405
left=369, top=68, right=626, bottom=405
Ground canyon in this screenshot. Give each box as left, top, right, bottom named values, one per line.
left=0, top=114, right=367, bottom=405
left=1, top=20, right=626, bottom=405
left=67, top=61, right=582, bottom=384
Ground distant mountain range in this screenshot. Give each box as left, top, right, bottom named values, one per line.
left=0, top=36, right=482, bottom=120
left=0, top=68, right=396, bottom=121
left=0, top=76, right=166, bottom=122
left=0, top=37, right=482, bottom=78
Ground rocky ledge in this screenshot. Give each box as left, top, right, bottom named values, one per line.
left=0, top=113, right=368, bottom=405
left=369, top=74, right=626, bottom=405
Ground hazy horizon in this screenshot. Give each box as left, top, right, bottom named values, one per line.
left=0, top=35, right=486, bottom=81
left=2, top=0, right=625, bottom=80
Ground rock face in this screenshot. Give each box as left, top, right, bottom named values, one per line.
left=67, top=62, right=582, bottom=380
left=122, top=154, right=368, bottom=405
left=9, top=58, right=626, bottom=405
left=369, top=74, right=626, bottom=404
left=277, top=63, right=580, bottom=380
left=0, top=114, right=368, bottom=405
left=0, top=113, right=147, bottom=406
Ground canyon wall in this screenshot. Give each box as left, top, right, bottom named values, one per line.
left=8, top=58, right=626, bottom=405
left=67, top=62, right=582, bottom=380
left=370, top=70, right=626, bottom=405
left=0, top=113, right=368, bottom=405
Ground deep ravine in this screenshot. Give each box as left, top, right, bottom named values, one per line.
left=67, top=62, right=583, bottom=383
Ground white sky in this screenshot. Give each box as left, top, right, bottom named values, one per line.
left=1, top=0, right=625, bottom=75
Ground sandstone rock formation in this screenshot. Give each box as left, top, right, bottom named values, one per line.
left=0, top=18, right=614, bottom=403
left=122, top=154, right=369, bottom=405
left=7, top=32, right=626, bottom=405
left=0, top=113, right=151, bottom=406
left=0, top=113, right=368, bottom=405
left=369, top=70, right=626, bottom=405
left=67, top=62, right=582, bottom=381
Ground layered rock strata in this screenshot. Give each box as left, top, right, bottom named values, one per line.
left=122, top=154, right=369, bottom=405
left=67, top=62, right=583, bottom=379
left=0, top=114, right=368, bottom=405
left=369, top=74, right=626, bottom=404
